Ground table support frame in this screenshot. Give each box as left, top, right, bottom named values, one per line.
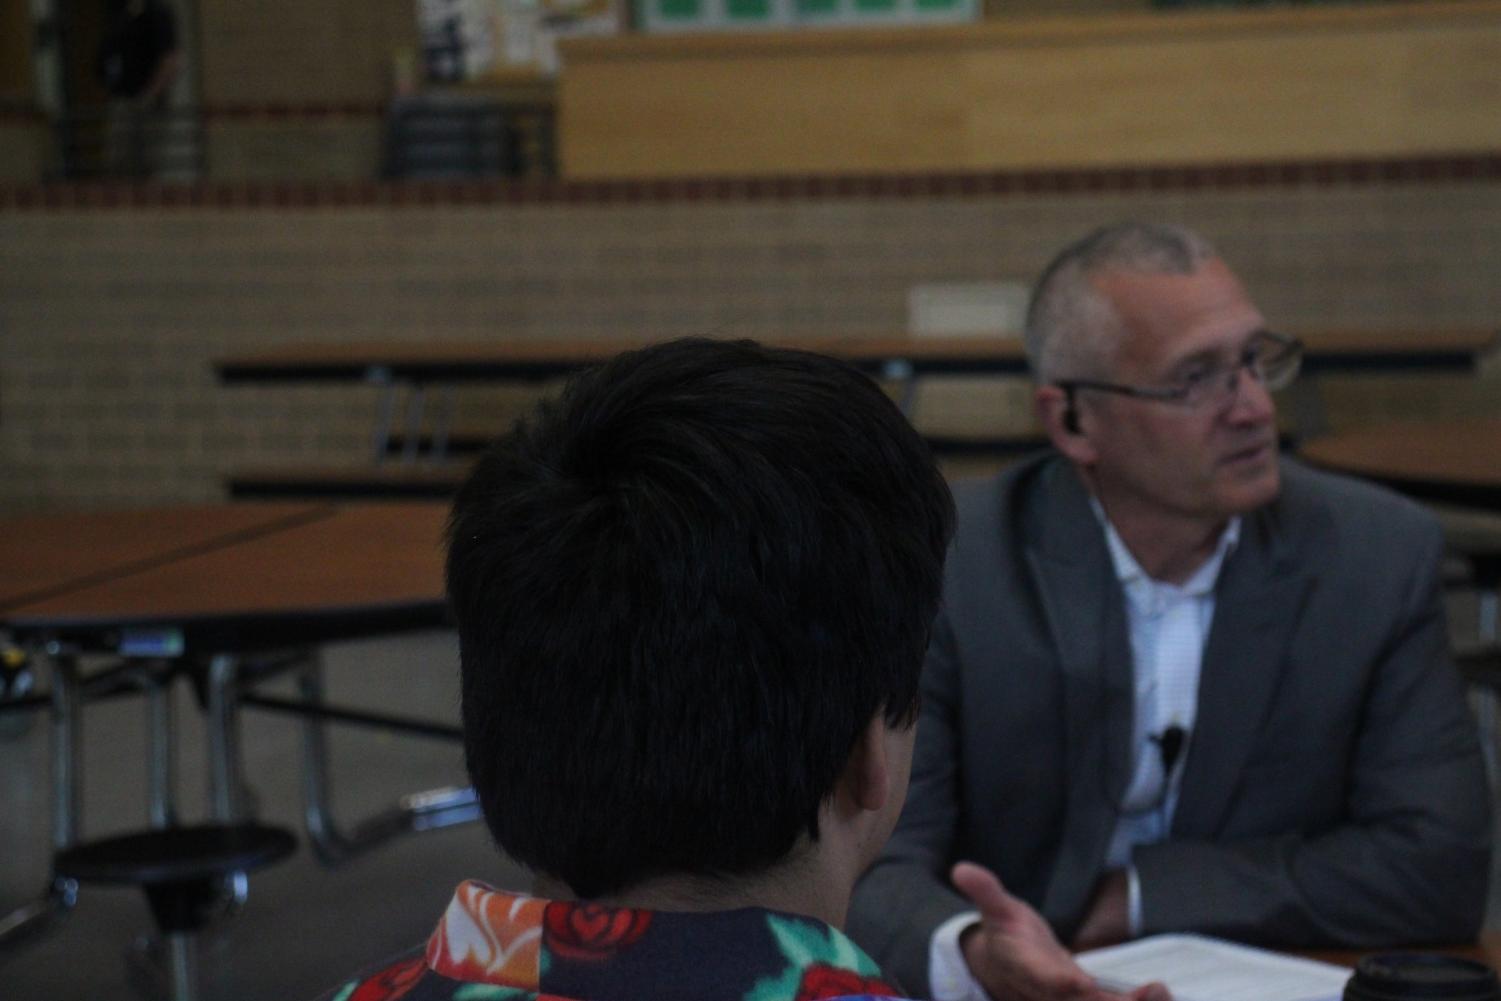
left=293, top=654, right=480, bottom=866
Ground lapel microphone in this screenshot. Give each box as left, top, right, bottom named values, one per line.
left=1152, top=724, right=1188, bottom=778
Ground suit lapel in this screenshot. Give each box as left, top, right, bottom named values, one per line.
left=1172, top=510, right=1314, bottom=838
left=1026, top=466, right=1135, bottom=931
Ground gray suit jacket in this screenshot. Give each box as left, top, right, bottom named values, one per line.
left=848, top=452, right=1491, bottom=996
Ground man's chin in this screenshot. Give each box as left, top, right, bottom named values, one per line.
left=1218, top=462, right=1280, bottom=514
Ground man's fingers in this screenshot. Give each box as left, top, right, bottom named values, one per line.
left=950, top=861, right=1159, bottom=1001
left=950, top=861, right=1023, bottom=920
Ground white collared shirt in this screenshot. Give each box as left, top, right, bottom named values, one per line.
left=928, top=509, right=1241, bottom=1001
left=1099, top=506, right=1240, bottom=873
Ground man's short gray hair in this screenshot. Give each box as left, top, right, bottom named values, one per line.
left=1023, top=222, right=1217, bottom=383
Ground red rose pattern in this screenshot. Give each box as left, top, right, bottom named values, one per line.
left=543, top=901, right=653, bottom=962
left=794, top=962, right=899, bottom=1001
left=349, top=956, right=427, bottom=1001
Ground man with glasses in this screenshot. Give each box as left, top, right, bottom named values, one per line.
left=848, top=223, right=1489, bottom=1001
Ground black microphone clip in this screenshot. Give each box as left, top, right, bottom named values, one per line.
left=1152, top=724, right=1188, bottom=777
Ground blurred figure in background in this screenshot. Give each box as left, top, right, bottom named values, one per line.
left=98, top=0, right=181, bottom=177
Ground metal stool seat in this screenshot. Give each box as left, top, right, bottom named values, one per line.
left=55, top=823, right=296, bottom=1001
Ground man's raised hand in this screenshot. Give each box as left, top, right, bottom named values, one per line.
left=950, top=862, right=1170, bottom=1001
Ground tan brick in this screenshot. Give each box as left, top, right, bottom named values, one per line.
left=2, top=183, right=1500, bottom=512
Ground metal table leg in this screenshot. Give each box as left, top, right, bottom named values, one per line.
left=370, top=371, right=398, bottom=464
left=0, top=650, right=80, bottom=949
left=51, top=653, right=82, bottom=850
left=430, top=386, right=456, bottom=462
left=400, top=385, right=427, bottom=465
left=297, top=654, right=480, bottom=865
left=883, top=359, right=920, bottom=419
left=206, top=653, right=248, bottom=823
left=138, top=659, right=178, bottom=829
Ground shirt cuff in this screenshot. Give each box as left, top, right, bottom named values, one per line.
left=929, top=910, right=991, bottom=1001
left=1126, top=865, right=1143, bottom=938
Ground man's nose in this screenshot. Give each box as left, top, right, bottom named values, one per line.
left=1225, top=365, right=1276, bottom=424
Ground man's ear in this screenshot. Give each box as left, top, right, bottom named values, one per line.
left=1034, top=384, right=1098, bottom=466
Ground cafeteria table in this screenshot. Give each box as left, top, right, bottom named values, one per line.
left=217, top=329, right=1498, bottom=385
left=217, top=329, right=1500, bottom=467
left=0, top=502, right=327, bottom=612
left=1300, top=419, right=1501, bottom=510
left=1304, top=931, right=1501, bottom=976
left=0, top=501, right=475, bottom=948
left=8, top=503, right=1497, bottom=985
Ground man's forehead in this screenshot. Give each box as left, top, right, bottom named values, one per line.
left=1091, top=259, right=1265, bottom=367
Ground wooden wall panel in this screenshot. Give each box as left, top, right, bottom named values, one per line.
left=198, top=0, right=417, bottom=104
left=559, top=1, right=1501, bottom=177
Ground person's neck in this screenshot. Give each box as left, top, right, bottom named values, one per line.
left=1085, top=474, right=1227, bottom=586
left=533, top=848, right=851, bottom=929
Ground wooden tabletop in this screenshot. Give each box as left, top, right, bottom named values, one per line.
left=1300, top=419, right=1501, bottom=509
left=1, top=503, right=451, bottom=653
left=1300, top=931, right=1501, bottom=971
left=0, top=503, right=326, bottom=613
left=215, top=329, right=1498, bottom=384
left=1431, top=504, right=1501, bottom=561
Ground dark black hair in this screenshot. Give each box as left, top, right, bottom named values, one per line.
left=446, top=337, right=954, bottom=898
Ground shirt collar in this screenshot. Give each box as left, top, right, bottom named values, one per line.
left=1089, top=498, right=1241, bottom=600
left=424, top=880, right=903, bottom=1001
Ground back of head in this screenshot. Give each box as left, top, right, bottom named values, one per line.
left=446, top=337, right=955, bottom=899
left=1024, top=222, right=1217, bottom=383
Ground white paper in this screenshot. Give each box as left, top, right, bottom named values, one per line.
left=1076, top=934, right=1351, bottom=1001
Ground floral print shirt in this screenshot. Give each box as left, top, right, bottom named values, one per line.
left=324, top=880, right=909, bottom=1001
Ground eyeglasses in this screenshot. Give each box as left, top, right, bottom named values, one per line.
left=1057, top=331, right=1303, bottom=414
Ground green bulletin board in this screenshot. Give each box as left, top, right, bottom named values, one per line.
left=637, top=0, right=973, bottom=32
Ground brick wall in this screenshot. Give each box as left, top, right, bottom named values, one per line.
left=1, top=175, right=1498, bottom=513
